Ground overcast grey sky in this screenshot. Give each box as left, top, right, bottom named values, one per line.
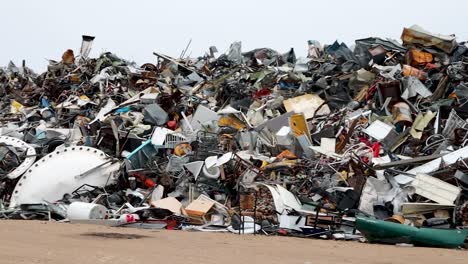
left=1, top=0, right=467, bottom=71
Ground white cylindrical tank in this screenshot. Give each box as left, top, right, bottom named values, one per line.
left=67, top=202, right=107, bottom=220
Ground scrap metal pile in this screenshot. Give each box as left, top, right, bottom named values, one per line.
left=1, top=25, right=468, bottom=248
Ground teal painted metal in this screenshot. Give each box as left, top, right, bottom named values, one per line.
left=356, top=216, right=468, bottom=248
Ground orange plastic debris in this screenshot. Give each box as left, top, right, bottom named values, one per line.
left=276, top=149, right=298, bottom=160
left=406, top=49, right=433, bottom=67
left=402, top=65, right=427, bottom=80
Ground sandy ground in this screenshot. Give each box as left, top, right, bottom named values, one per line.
left=0, top=221, right=467, bottom=264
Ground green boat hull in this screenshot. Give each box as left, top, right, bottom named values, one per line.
left=356, top=216, right=468, bottom=248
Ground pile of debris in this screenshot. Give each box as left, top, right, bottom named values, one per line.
left=1, top=25, right=468, bottom=248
